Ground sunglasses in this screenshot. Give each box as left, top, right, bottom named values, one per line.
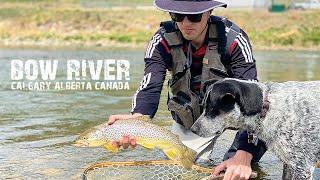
left=169, top=12, right=203, bottom=23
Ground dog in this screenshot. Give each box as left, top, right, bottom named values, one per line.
left=191, top=78, right=320, bottom=179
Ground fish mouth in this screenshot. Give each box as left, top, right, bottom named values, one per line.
left=73, top=140, right=89, bottom=147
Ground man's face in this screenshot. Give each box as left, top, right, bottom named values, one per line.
left=175, top=12, right=210, bottom=41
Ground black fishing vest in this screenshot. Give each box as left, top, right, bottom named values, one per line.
left=161, top=16, right=232, bottom=129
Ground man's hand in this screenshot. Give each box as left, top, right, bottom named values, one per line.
left=107, top=113, right=143, bottom=125
left=213, top=150, right=253, bottom=180
left=111, top=134, right=137, bottom=150
left=107, top=113, right=143, bottom=149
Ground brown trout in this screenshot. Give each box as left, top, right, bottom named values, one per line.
left=74, top=116, right=197, bottom=168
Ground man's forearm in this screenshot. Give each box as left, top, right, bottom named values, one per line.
left=234, top=150, right=253, bottom=165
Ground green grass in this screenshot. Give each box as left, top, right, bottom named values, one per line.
left=0, top=1, right=319, bottom=50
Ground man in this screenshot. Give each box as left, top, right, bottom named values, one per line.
left=108, top=0, right=267, bottom=179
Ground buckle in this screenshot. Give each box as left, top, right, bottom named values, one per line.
left=248, top=132, right=259, bottom=146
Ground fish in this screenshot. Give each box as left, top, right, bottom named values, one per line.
left=74, top=116, right=197, bottom=168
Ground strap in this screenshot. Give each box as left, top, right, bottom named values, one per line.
left=208, top=16, right=227, bottom=54
left=160, top=20, right=184, bottom=47
left=208, top=24, right=219, bottom=42
left=160, top=21, right=177, bottom=33
left=163, top=32, right=184, bottom=47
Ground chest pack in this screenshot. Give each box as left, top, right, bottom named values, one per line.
left=160, top=16, right=233, bottom=129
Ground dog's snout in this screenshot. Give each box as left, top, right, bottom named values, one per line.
left=190, top=125, right=199, bottom=134
left=191, top=121, right=205, bottom=136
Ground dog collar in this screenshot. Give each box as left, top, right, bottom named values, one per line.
left=260, top=87, right=270, bottom=119
left=248, top=132, right=259, bottom=145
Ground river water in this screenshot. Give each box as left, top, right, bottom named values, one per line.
left=0, top=48, right=319, bottom=179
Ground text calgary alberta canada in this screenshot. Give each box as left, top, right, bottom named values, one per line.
left=10, top=59, right=131, bottom=91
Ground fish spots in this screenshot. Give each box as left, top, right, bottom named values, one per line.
left=76, top=118, right=196, bottom=167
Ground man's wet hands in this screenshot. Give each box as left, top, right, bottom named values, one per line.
left=107, top=113, right=142, bottom=149
left=213, top=150, right=253, bottom=180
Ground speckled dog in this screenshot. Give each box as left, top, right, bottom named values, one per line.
left=191, top=78, right=320, bottom=179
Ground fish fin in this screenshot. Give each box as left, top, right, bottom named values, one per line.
left=163, top=146, right=197, bottom=169
left=163, top=148, right=180, bottom=160
left=103, top=143, right=119, bottom=153
left=138, top=139, right=155, bottom=149
left=180, top=147, right=197, bottom=169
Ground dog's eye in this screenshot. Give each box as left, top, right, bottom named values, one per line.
left=205, top=104, right=220, bottom=118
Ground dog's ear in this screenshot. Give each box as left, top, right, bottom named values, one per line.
left=218, top=93, right=236, bottom=112
left=210, top=79, right=263, bottom=116
left=234, top=81, right=263, bottom=116
left=202, top=79, right=219, bottom=94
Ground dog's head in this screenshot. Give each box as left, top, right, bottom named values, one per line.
left=191, top=79, right=263, bottom=138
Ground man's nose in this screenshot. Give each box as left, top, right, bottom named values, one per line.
left=181, top=16, right=192, bottom=25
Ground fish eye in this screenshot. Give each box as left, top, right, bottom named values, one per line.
left=82, top=137, right=87, bottom=140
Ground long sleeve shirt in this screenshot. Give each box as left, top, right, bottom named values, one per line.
left=131, top=17, right=259, bottom=154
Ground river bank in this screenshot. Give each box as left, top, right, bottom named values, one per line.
left=0, top=2, right=319, bottom=51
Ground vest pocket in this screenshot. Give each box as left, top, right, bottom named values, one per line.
left=167, top=97, right=194, bottom=129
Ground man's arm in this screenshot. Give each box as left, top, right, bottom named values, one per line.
left=131, top=31, right=170, bottom=117
left=226, top=29, right=258, bottom=81
left=107, top=30, right=170, bottom=148
left=109, top=30, right=170, bottom=122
